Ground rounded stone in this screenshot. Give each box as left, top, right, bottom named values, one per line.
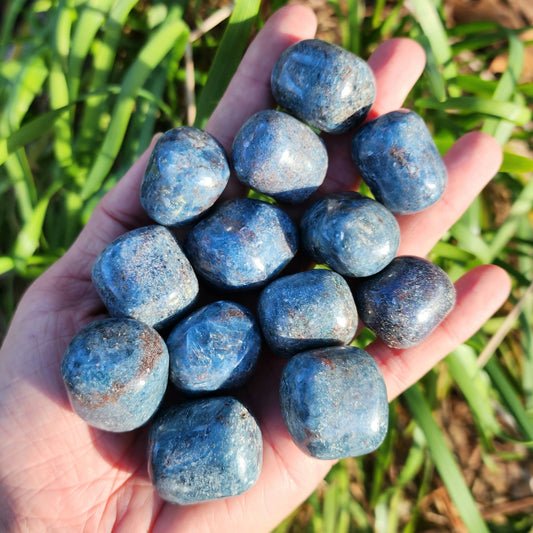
left=61, top=318, right=169, bottom=432
left=185, top=198, right=298, bottom=290
left=257, top=269, right=358, bottom=358
left=231, top=109, right=328, bottom=203
left=148, top=397, right=263, bottom=505
left=351, top=110, right=448, bottom=214
left=279, top=346, right=388, bottom=459
left=166, top=301, right=261, bottom=395
left=354, top=256, right=456, bottom=348
left=140, top=127, right=230, bottom=227
left=92, top=225, right=199, bottom=329
left=300, top=191, right=400, bottom=277
left=271, top=39, right=376, bottom=134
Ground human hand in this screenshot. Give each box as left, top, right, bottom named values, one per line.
left=0, top=4, right=511, bottom=532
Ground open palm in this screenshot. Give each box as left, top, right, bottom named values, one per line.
left=0, top=5, right=510, bottom=532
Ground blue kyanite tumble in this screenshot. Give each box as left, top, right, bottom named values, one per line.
left=301, top=191, right=400, bottom=277
left=140, top=127, right=230, bottom=227
left=280, top=346, right=388, bottom=459
left=231, top=110, right=328, bottom=203
left=92, top=225, right=198, bottom=329
left=354, top=256, right=456, bottom=348
left=271, top=39, right=376, bottom=134
left=258, top=269, right=358, bottom=358
left=351, top=110, right=447, bottom=214
left=167, top=301, right=261, bottom=394
left=148, top=397, right=263, bottom=505
left=185, top=198, right=298, bottom=290
left=61, top=318, right=169, bottom=432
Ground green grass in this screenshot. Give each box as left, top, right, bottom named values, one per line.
left=1, top=0, right=533, bottom=530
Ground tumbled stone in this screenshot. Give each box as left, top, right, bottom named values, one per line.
left=300, top=191, right=400, bottom=277
left=231, top=110, right=328, bottom=203
left=61, top=318, right=169, bottom=432
left=351, top=110, right=447, bottom=214
left=257, top=269, right=358, bottom=358
left=148, top=396, right=263, bottom=505
left=92, top=225, right=198, bottom=329
left=279, top=346, right=388, bottom=459
left=354, top=256, right=456, bottom=348
left=271, top=39, right=375, bottom=134
left=167, top=300, right=261, bottom=394
left=185, top=198, right=298, bottom=290
left=140, top=127, right=230, bottom=227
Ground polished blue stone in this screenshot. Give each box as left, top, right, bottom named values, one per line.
left=92, top=225, right=199, bottom=329
left=140, top=127, right=230, bottom=227
left=231, top=110, right=328, bottom=203
left=167, top=301, right=261, bottom=394
left=61, top=318, right=169, bottom=432
left=354, top=256, right=456, bottom=348
left=279, top=346, right=388, bottom=459
left=271, top=39, right=375, bottom=134
left=301, top=191, right=400, bottom=277
left=258, top=269, right=358, bottom=358
left=185, top=198, right=298, bottom=290
left=351, top=110, right=447, bottom=214
left=148, top=397, right=263, bottom=505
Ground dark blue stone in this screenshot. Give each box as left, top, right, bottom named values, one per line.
left=279, top=346, right=388, bottom=459
left=185, top=198, right=298, bottom=290
left=351, top=110, right=447, bottom=214
left=61, top=318, right=169, bottom=432
left=166, top=301, right=261, bottom=394
left=140, top=127, right=230, bottom=227
left=92, top=225, right=199, bottom=329
left=354, top=256, right=456, bottom=348
left=258, top=269, right=358, bottom=358
left=148, top=397, right=263, bottom=505
left=271, top=39, right=375, bottom=134
left=301, top=191, right=400, bottom=277
left=231, top=110, right=328, bottom=203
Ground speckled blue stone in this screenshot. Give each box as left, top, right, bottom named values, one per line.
left=351, top=110, right=448, bottom=214
left=92, top=225, right=199, bottom=329
left=61, top=318, right=169, bottom=432
left=166, top=301, right=261, bottom=394
left=148, top=397, right=263, bottom=505
left=185, top=198, right=298, bottom=290
left=280, top=346, right=388, bottom=459
left=258, top=269, right=358, bottom=358
left=231, top=110, right=328, bottom=203
left=140, top=127, right=230, bottom=227
left=271, top=39, right=376, bottom=134
left=354, top=256, right=456, bottom=348
left=300, top=192, right=400, bottom=277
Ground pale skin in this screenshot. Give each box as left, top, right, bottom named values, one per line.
left=0, top=5, right=511, bottom=532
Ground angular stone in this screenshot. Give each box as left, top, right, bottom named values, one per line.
left=280, top=346, right=388, bottom=459
left=185, top=198, right=298, bottom=290
left=351, top=110, right=447, bottom=214
left=61, top=318, right=169, bottom=432
left=167, top=300, right=261, bottom=394
left=148, top=397, right=263, bottom=505
left=271, top=39, right=375, bottom=134
left=258, top=269, right=358, bottom=357
left=354, top=256, right=456, bottom=348
left=231, top=109, right=328, bottom=203
left=301, top=191, right=400, bottom=277
left=92, top=225, right=198, bottom=329
left=140, top=127, right=230, bottom=227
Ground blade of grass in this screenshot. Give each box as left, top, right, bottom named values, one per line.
left=81, top=19, right=190, bottom=199
left=500, top=152, right=533, bottom=173
left=403, top=384, right=490, bottom=533
left=194, top=0, right=261, bottom=129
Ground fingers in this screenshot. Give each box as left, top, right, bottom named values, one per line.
left=396, top=131, right=503, bottom=257
left=368, top=264, right=511, bottom=401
